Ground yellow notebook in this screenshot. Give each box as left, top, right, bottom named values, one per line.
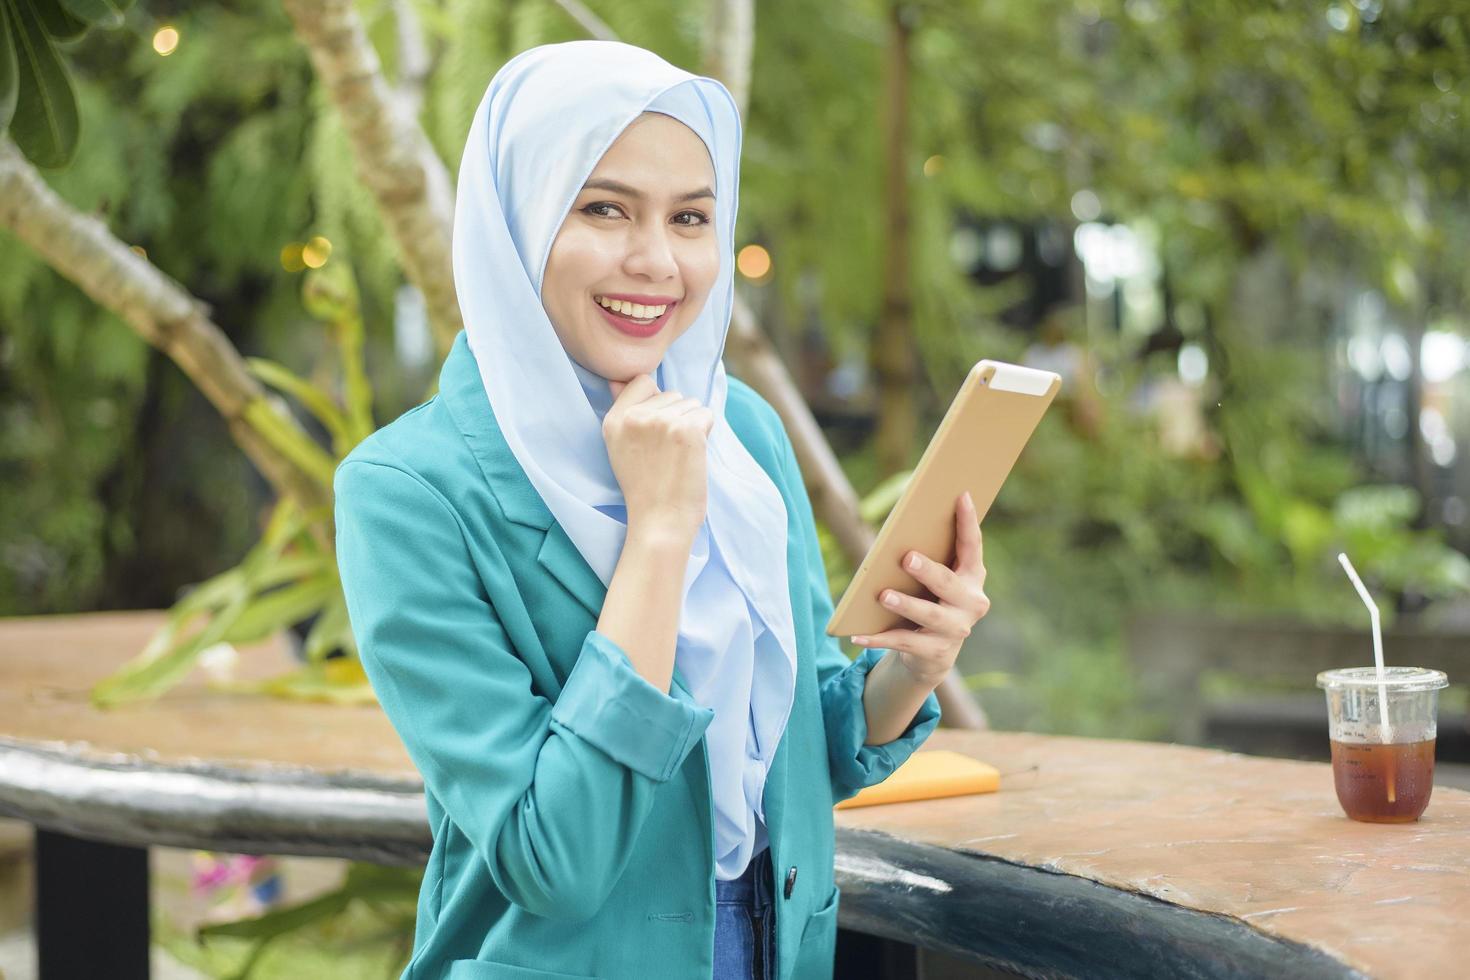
left=834, top=749, right=1001, bottom=810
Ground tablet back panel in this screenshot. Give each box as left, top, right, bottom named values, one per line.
left=826, top=360, right=1061, bottom=637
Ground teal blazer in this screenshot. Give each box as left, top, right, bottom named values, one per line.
left=334, top=331, right=941, bottom=980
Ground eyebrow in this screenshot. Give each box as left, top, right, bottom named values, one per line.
left=581, top=178, right=715, bottom=203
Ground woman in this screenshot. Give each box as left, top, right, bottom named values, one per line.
left=334, top=40, right=990, bottom=980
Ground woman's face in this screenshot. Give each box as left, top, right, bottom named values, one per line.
left=542, top=112, right=720, bottom=385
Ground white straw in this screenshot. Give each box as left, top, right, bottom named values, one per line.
left=1338, top=553, right=1392, bottom=743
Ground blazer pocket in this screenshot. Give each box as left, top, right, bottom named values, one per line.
left=799, top=884, right=842, bottom=946
left=447, top=959, right=600, bottom=980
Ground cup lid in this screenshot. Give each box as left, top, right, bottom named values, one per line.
left=1316, top=666, right=1449, bottom=692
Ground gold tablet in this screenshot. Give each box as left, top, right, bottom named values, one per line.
left=825, top=360, right=1061, bottom=638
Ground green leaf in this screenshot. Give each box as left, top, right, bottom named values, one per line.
left=221, top=575, right=335, bottom=646
left=257, top=496, right=312, bottom=553
left=91, top=588, right=253, bottom=706
left=198, top=859, right=416, bottom=938
left=252, top=552, right=331, bottom=591
left=301, top=591, right=349, bottom=662
left=246, top=356, right=353, bottom=456
left=341, top=861, right=420, bottom=893
left=89, top=499, right=332, bottom=705
left=0, top=3, right=20, bottom=134
left=56, top=0, right=129, bottom=28
left=334, top=315, right=375, bottom=448
left=199, top=889, right=353, bottom=942
left=33, top=0, right=85, bottom=41
left=200, top=889, right=352, bottom=980
left=258, top=659, right=375, bottom=705
left=171, top=566, right=251, bottom=619
left=241, top=397, right=337, bottom=490
left=7, top=0, right=79, bottom=167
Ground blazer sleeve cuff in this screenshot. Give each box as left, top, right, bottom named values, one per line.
left=821, top=647, right=942, bottom=800
left=550, top=630, right=715, bottom=783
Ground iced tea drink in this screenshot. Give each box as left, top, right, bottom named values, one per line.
left=1317, top=667, right=1448, bottom=824
left=1328, top=738, right=1436, bottom=823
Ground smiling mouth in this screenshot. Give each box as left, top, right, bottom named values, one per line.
left=591, top=295, right=678, bottom=337
left=593, top=295, right=675, bottom=322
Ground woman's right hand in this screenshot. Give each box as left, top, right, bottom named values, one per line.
left=603, top=374, right=715, bottom=543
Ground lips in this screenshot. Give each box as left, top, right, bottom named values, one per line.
left=592, top=296, right=676, bottom=338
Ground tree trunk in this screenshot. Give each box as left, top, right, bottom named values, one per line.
left=280, top=0, right=460, bottom=358
left=701, top=0, right=755, bottom=119
left=871, top=1, right=918, bottom=477
left=549, top=0, right=617, bottom=42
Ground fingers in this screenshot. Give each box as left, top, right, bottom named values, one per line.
left=849, top=622, right=956, bottom=657
left=605, top=389, right=712, bottom=455
left=901, top=502, right=987, bottom=612
left=901, top=548, right=970, bottom=608
left=607, top=375, right=706, bottom=421
left=633, top=391, right=690, bottom=413
left=872, top=587, right=972, bottom=639
left=629, top=395, right=706, bottom=427
left=608, top=373, right=657, bottom=404
left=858, top=494, right=992, bottom=654
left=954, top=490, right=984, bottom=576
left=695, top=407, right=716, bottom=435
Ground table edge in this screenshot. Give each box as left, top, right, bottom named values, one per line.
left=834, top=827, right=1369, bottom=980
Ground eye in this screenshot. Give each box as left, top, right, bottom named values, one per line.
left=582, top=202, right=710, bottom=228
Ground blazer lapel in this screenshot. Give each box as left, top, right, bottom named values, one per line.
left=437, top=332, right=605, bottom=617
left=534, top=520, right=607, bottom=622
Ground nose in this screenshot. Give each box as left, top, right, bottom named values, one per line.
left=622, top=219, right=678, bottom=281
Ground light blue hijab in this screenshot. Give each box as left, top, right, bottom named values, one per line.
left=451, top=40, right=798, bottom=879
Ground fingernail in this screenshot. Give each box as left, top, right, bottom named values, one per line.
left=905, top=553, right=920, bottom=571
left=882, top=591, right=900, bottom=607
left=963, top=491, right=974, bottom=509
left=852, top=635, right=869, bottom=645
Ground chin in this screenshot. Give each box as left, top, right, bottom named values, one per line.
left=597, top=349, right=666, bottom=384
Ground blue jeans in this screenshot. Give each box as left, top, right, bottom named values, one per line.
left=713, top=846, right=776, bottom=979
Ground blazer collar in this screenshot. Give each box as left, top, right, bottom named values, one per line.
left=438, top=331, right=609, bottom=624
left=440, top=331, right=557, bottom=530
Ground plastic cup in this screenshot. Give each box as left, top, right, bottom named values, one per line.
left=1316, top=666, right=1449, bottom=823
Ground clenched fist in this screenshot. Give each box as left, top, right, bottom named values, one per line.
left=603, top=375, right=715, bottom=543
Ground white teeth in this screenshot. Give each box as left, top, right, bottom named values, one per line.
left=596, top=296, right=667, bottom=319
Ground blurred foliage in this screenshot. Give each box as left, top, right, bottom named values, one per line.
left=156, top=861, right=420, bottom=980
left=90, top=263, right=374, bottom=706
left=1, top=2, right=1467, bottom=720
left=819, top=315, right=1468, bottom=735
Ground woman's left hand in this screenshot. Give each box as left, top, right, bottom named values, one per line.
left=850, top=491, right=991, bottom=687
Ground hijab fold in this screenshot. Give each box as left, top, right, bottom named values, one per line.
left=452, top=41, right=799, bottom=879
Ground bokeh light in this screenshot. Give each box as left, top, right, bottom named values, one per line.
left=153, top=27, right=179, bottom=56
left=737, top=244, right=771, bottom=281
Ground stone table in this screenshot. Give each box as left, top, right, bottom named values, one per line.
left=3, top=611, right=1465, bottom=979
left=835, top=730, right=1468, bottom=979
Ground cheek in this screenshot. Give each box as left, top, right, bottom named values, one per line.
left=683, top=242, right=721, bottom=295
left=550, top=226, right=623, bottom=277
left=545, top=235, right=606, bottom=309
